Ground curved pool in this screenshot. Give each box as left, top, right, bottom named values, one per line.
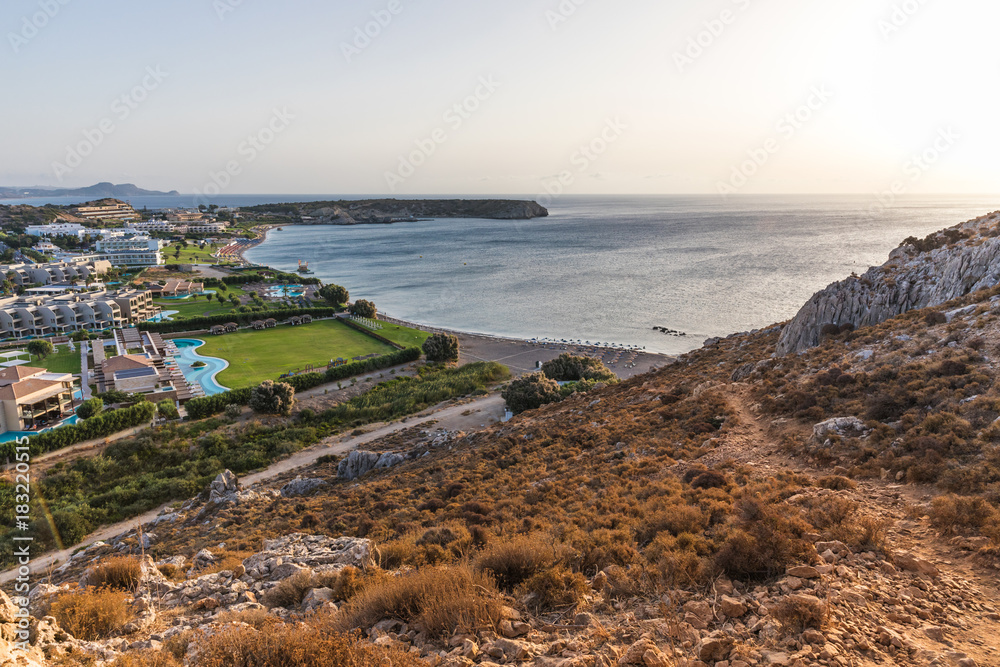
left=173, top=339, right=229, bottom=396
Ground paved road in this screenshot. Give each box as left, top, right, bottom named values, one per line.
left=0, top=393, right=504, bottom=583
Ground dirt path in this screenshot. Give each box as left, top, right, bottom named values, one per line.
left=713, top=383, right=1000, bottom=666
left=0, top=394, right=505, bottom=584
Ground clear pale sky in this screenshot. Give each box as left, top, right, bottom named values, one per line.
left=1, top=0, right=996, bottom=195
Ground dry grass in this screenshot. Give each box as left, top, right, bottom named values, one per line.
left=335, top=565, right=503, bottom=639
left=86, top=556, right=142, bottom=592
left=196, top=621, right=426, bottom=667
left=50, top=587, right=136, bottom=640
left=110, top=652, right=183, bottom=667
left=472, top=534, right=556, bottom=591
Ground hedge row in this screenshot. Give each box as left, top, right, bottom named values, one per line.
left=283, top=346, right=421, bottom=392
left=184, top=347, right=422, bottom=419
left=341, top=318, right=405, bottom=350
left=136, top=307, right=337, bottom=334
left=1, top=401, right=157, bottom=458
left=185, top=387, right=254, bottom=420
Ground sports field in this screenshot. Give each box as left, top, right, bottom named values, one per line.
left=195, top=319, right=395, bottom=387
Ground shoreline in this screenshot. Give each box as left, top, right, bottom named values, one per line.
left=226, top=224, right=677, bottom=376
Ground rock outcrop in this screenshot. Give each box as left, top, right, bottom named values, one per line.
left=777, top=212, right=1000, bottom=355
left=337, top=450, right=404, bottom=480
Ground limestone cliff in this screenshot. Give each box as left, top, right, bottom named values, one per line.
left=777, top=210, right=1000, bottom=355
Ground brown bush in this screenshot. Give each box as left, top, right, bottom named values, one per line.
left=472, top=534, right=555, bottom=591
left=50, top=588, right=135, bottom=640
left=817, top=476, right=856, bottom=491
left=521, top=565, right=589, bottom=612
left=197, top=622, right=425, bottom=667
left=111, top=651, right=183, bottom=667
left=929, top=494, right=1000, bottom=536
left=715, top=499, right=812, bottom=580
left=772, top=595, right=828, bottom=633
left=336, top=565, right=502, bottom=639
left=264, top=570, right=320, bottom=608
left=87, top=556, right=142, bottom=592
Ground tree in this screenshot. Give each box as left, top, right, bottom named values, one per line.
left=27, top=339, right=54, bottom=360
left=318, top=284, right=349, bottom=306
left=349, top=299, right=377, bottom=319
left=216, top=293, right=225, bottom=305
left=156, top=399, right=179, bottom=420
left=541, top=353, right=617, bottom=384
left=249, top=380, right=295, bottom=416
left=76, top=397, right=104, bottom=420
left=423, top=333, right=460, bottom=363
left=501, top=372, right=563, bottom=415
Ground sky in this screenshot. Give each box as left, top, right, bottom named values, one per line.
left=1, top=0, right=997, bottom=196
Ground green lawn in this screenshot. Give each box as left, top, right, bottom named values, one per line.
left=155, top=288, right=249, bottom=320
left=164, top=243, right=225, bottom=264
left=375, top=322, right=432, bottom=348
left=32, top=344, right=82, bottom=375
left=196, top=319, right=396, bottom=388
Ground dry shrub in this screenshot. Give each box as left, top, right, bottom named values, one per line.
left=644, top=533, right=712, bottom=588
left=50, top=588, right=135, bottom=640
left=215, top=608, right=277, bottom=630
left=472, top=534, right=555, bottom=591
left=110, top=651, right=183, bottom=667
left=336, top=565, right=502, bottom=639
left=264, top=570, right=318, bottom=608
left=198, top=550, right=254, bottom=577
left=772, top=595, right=828, bottom=633
left=817, top=476, right=856, bottom=491
left=715, top=498, right=812, bottom=581
left=197, top=622, right=425, bottom=667
left=929, top=494, right=1000, bottom=537
left=264, top=566, right=366, bottom=608
left=522, top=565, right=589, bottom=612
left=637, top=504, right=708, bottom=544
left=87, top=556, right=142, bottom=592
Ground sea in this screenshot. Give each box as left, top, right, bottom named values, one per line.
left=7, top=194, right=997, bottom=355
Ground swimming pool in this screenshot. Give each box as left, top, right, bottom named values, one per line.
left=0, top=414, right=80, bottom=444
left=173, top=339, right=229, bottom=396
left=265, top=284, right=305, bottom=298
left=149, top=310, right=179, bottom=322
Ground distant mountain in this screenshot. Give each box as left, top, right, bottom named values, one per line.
left=246, top=198, right=549, bottom=223
left=0, top=182, right=179, bottom=199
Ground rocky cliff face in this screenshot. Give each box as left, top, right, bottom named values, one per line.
left=777, top=211, right=1000, bottom=355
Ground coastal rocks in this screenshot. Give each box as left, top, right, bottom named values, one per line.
left=280, top=477, right=329, bottom=497
left=337, top=450, right=404, bottom=480
left=241, top=534, right=375, bottom=580
left=777, top=212, right=1000, bottom=355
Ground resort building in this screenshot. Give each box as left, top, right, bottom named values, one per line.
left=73, top=203, right=137, bottom=221
left=125, top=220, right=176, bottom=233
left=0, top=289, right=159, bottom=339
left=3, top=258, right=112, bottom=287
left=25, top=223, right=89, bottom=239
left=95, top=235, right=164, bottom=267
left=92, top=329, right=202, bottom=402
left=149, top=280, right=204, bottom=297
left=185, top=222, right=228, bottom=234
left=0, top=366, right=77, bottom=434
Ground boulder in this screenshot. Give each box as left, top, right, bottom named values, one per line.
left=337, top=450, right=404, bottom=480
left=242, top=534, right=375, bottom=580
left=209, top=470, right=238, bottom=503
left=812, top=417, right=867, bottom=442
left=280, top=477, right=329, bottom=497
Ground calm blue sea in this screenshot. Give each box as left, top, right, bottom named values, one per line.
left=7, top=193, right=996, bottom=354
left=240, top=194, right=998, bottom=355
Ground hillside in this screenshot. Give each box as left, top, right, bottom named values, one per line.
left=5, top=214, right=1000, bottom=667
left=0, top=182, right=179, bottom=199
left=246, top=198, right=549, bottom=223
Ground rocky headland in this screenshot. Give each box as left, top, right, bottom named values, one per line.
left=246, top=198, right=549, bottom=224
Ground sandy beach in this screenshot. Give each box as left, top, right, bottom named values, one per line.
left=379, top=315, right=674, bottom=379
